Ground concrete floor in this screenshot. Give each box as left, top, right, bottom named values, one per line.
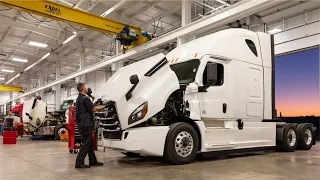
left=0, top=138, right=319, bottom=180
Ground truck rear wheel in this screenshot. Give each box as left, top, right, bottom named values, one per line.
left=163, top=122, right=199, bottom=165
left=278, top=124, right=298, bottom=152
left=297, top=123, right=314, bottom=150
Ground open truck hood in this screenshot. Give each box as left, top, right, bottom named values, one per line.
left=22, top=97, right=47, bottom=128
left=97, top=53, right=180, bottom=130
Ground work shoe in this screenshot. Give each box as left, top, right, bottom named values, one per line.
left=89, top=161, right=104, bottom=166
left=75, top=164, right=90, bottom=168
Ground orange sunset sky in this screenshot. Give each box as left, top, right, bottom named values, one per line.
left=275, top=48, right=320, bottom=117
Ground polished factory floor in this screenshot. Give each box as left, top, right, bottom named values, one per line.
left=0, top=137, right=319, bottom=180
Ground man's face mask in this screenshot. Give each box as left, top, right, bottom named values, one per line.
left=87, top=87, right=92, bottom=96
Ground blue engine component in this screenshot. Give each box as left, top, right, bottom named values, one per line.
left=142, top=31, right=153, bottom=40
left=118, top=25, right=138, bottom=46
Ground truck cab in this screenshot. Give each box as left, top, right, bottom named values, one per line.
left=49, top=97, right=76, bottom=124
left=11, top=103, right=23, bottom=117
left=96, top=28, right=315, bottom=164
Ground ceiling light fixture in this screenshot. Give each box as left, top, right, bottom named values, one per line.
left=268, top=28, right=282, bottom=34
left=1, top=69, right=14, bottom=73
left=216, top=0, right=231, bottom=6
left=29, top=41, right=48, bottom=48
left=25, top=52, right=51, bottom=71
left=5, top=74, right=20, bottom=85
left=62, top=32, right=77, bottom=45
left=58, top=0, right=73, bottom=6
left=12, top=58, right=28, bottom=63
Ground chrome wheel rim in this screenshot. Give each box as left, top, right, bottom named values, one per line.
left=58, top=128, right=67, bottom=136
left=175, top=131, right=193, bottom=157
left=305, top=129, right=312, bottom=145
left=287, top=129, right=296, bottom=147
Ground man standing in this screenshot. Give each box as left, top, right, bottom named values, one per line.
left=1, top=111, right=14, bottom=134
left=75, top=83, right=105, bottom=168
left=4, top=111, right=19, bottom=126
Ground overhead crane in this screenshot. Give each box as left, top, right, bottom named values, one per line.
left=0, top=85, right=23, bottom=92
left=0, top=0, right=154, bottom=51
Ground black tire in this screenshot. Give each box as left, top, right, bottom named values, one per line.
left=278, top=123, right=298, bottom=152
left=69, top=149, right=73, bottom=153
left=121, top=152, right=140, bottom=157
left=163, top=122, right=199, bottom=165
left=297, top=123, right=314, bottom=150
left=54, top=124, right=65, bottom=140
left=74, top=150, right=78, bottom=154
left=292, top=123, right=299, bottom=128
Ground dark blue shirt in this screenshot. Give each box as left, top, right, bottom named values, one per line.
left=76, top=94, right=94, bottom=128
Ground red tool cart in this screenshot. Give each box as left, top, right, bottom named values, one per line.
left=64, top=106, right=97, bottom=154
left=3, top=118, right=17, bottom=144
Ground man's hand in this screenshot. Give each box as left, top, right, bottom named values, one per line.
left=92, top=105, right=105, bottom=112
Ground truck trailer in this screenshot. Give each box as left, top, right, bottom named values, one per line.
left=95, top=28, right=316, bottom=165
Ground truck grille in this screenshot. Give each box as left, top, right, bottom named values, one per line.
left=95, top=101, right=122, bottom=140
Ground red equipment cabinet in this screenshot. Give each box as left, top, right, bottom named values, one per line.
left=3, top=131, right=17, bottom=144
left=65, top=106, right=97, bottom=154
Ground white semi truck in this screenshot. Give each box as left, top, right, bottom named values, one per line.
left=22, top=97, right=75, bottom=139
left=95, top=28, right=316, bottom=164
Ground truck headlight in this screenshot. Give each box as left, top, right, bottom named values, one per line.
left=129, top=102, right=148, bottom=124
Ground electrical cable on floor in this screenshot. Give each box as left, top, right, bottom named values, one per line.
left=28, top=13, right=53, bottom=23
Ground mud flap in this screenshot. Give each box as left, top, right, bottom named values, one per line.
left=276, top=125, right=284, bottom=141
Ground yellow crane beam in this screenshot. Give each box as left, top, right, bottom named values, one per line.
left=0, top=0, right=152, bottom=47
left=0, top=85, right=23, bottom=92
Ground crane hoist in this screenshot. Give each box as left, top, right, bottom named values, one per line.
left=0, top=0, right=154, bottom=51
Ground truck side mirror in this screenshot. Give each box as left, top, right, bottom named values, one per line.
left=126, top=74, right=140, bottom=101
left=206, top=63, right=218, bottom=85
left=199, top=63, right=218, bottom=92
left=130, top=74, right=139, bottom=85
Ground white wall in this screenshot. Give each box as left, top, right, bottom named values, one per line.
left=0, top=92, right=10, bottom=113
left=86, top=70, right=105, bottom=96
left=251, top=7, right=320, bottom=55
left=0, top=92, right=10, bottom=103
left=40, top=70, right=105, bottom=111
left=43, top=88, right=68, bottom=112
left=274, top=22, right=320, bottom=55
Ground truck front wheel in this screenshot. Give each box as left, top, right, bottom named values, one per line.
left=297, top=123, right=314, bottom=150
left=164, top=122, right=199, bottom=165
left=54, top=124, right=66, bottom=140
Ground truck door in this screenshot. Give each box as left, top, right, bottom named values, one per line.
left=197, top=56, right=227, bottom=120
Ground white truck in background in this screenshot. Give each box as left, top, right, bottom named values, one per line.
left=50, top=96, right=77, bottom=124
left=22, top=97, right=48, bottom=136
left=95, top=28, right=316, bottom=164
left=23, top=96, right=76, bottom=139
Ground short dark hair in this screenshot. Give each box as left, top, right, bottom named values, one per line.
left=77, top=83, right=85, bottom=92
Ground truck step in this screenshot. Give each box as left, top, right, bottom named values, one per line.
left=205, top=143, right=235, bottom=149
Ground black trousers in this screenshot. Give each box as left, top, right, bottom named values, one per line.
left=75, top=127, right=97, bottom=166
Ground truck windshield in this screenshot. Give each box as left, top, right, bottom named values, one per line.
left=60, top=100, right=74, bottom=110
left=170, top=59, right=200, bottom=84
